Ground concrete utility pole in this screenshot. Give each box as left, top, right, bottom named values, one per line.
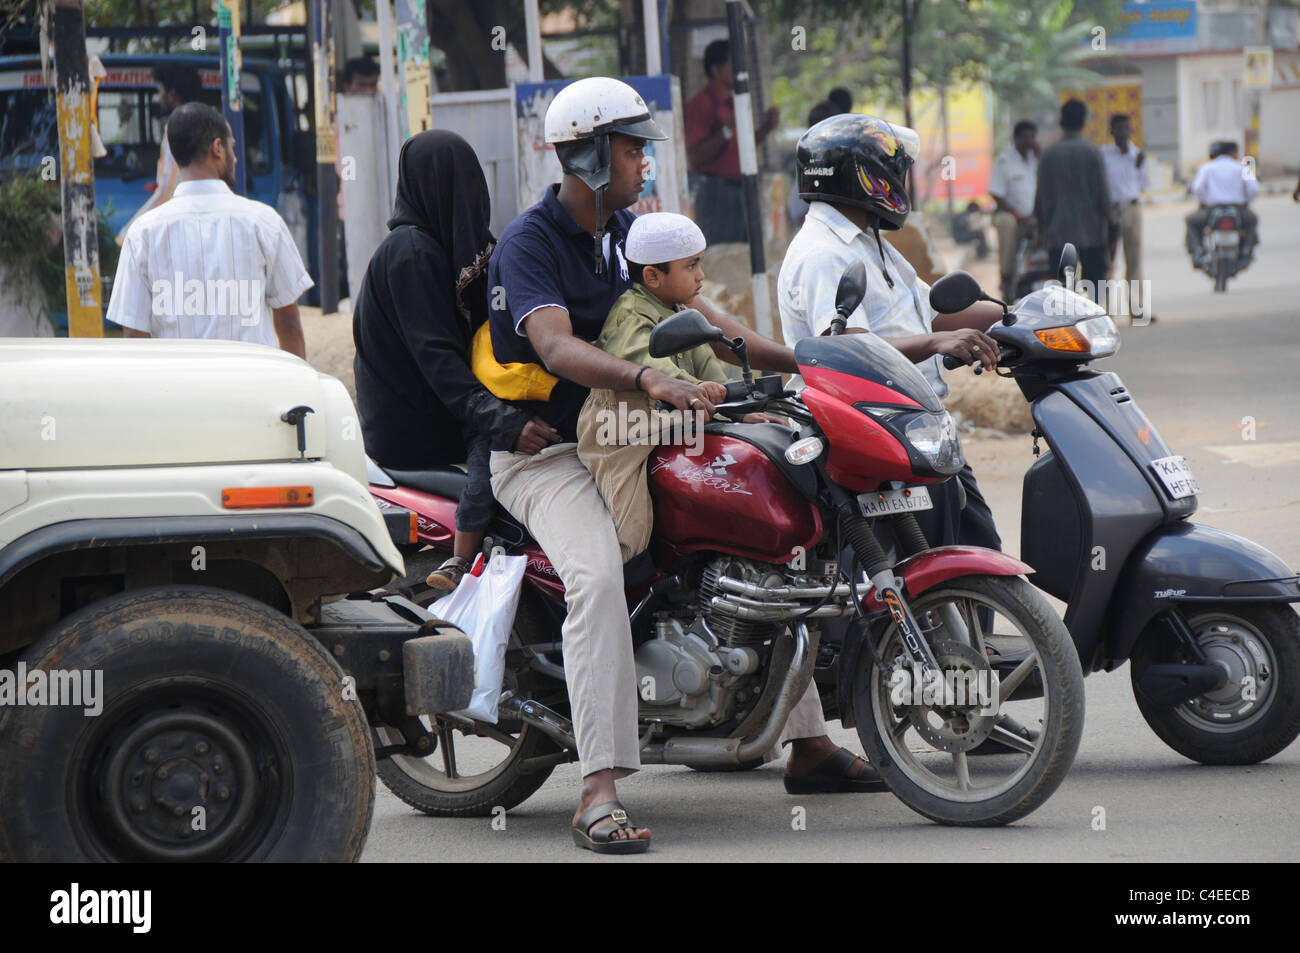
left=51, top=0, right=103, bottom=337
left=308, top=0, right=339, bottom=313
left=725, top=0, right=772, bottom=338
left=218, top=0, right=247, bottom=194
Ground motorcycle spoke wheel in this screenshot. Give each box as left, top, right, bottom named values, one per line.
left=855, top=575, right=1084, bottom=825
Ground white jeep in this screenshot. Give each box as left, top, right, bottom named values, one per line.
left=0, top=338, right=474, bottom=861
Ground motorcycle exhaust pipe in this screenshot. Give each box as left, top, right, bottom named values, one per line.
left=714, top=575, right=854, bottom=602
left=1135, top=662, right=1228, bottom=706
left=707, top=595, right=855, bottom=621
left=499, top=695, right=576, bottom=750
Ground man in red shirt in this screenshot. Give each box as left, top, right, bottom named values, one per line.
left=684, top=40, right=779, bottom=244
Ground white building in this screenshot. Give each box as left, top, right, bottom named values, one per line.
left=1107, top=0, right=1300, bottom=180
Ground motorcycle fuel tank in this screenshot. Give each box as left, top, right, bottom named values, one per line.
left=648, top=430, right=821, bottom=563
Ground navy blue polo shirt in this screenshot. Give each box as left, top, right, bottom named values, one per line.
left=486, top=184, right=635, bottom=447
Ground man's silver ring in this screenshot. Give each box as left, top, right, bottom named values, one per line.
left=690, top=398, right=700, bottom=407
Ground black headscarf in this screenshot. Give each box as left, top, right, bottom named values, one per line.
left=388, top=129, right=495, bottom=328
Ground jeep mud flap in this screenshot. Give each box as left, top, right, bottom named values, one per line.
left=311, top=593, right=475, bottom=756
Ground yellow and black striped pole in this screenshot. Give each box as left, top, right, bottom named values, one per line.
left=52, top=0, right=103, bottom=337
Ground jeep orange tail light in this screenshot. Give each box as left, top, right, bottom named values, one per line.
left=222, top=486, right=314, bottom=509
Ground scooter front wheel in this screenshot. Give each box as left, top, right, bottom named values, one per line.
left=1131, top=604, right=1300, bottom=765
left=853, top=575, right=1084, bottom=826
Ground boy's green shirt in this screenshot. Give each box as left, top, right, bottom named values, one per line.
left=596, top=284, right=734, bottom=385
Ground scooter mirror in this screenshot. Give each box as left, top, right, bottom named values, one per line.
left=1058, top=243, right=1079, bottom=276
left=648, top=308, right=725, bottom=358
left=928, top=270, right=984, bottom=315
left=834, top=260, right=868, bottom=318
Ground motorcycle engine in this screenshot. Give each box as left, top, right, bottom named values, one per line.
left=634, top=556, right=824, bottom=729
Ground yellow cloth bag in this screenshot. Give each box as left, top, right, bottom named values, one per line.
left=470, top=321, right=559, bottom=402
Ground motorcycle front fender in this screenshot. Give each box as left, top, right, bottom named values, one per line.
left=1103, top=522, right=1300, bottom=669
left=861, top=545, right=1033, bottom=612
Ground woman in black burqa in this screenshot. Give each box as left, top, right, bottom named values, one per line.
left=353, top=129, right=558, bottom=589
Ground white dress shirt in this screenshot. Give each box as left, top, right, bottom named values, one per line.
left=108, top=179, right=313, bottom=346
left=1101, top=142, right=1151, bottom=204
left=778, top=201, right=946, bottom=398
left=988, top=148, right=1038, bottom=218
left=1191, top=155, right=1260, bottom=206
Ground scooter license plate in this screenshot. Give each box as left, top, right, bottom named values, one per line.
left=858, top=486, right=934, bottom=517
left=1150, top=455, right=1200, bottom=500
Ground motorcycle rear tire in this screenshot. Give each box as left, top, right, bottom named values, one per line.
left=1130, top=604, right=1300, bottom=765
left=375, top=597, right=563, bottom=816
left=1214, top=254, right=1231, bottom=292
left=853, top=575, right=1084, bottom=826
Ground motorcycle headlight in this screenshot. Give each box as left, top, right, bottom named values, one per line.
left=903, top=410, right=963, bottom=473
left=859, top=405, right=964, bottom=475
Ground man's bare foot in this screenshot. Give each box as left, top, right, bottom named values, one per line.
left=785, top=735, right=869, bottom=779
left=572, top=768, right=651, bottom=843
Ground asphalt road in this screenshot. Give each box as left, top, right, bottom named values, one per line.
left=361, top=195, right=1300, bottom=863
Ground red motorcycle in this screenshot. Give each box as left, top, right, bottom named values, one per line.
left=366, top=264, right=1084, bottom=826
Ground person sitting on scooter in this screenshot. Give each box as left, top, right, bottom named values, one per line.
left=777, top=112, right=1037, bottom=749
left=1185, top=140, right=1259, bottom=265
left=352, top=130, right=559, bottom=591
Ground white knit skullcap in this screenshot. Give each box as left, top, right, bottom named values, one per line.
left=626, top=212, right=707, bottom=264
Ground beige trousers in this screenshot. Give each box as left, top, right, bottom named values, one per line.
left=575, top=388, right=667, bottom=562
left=1116, top=201, right=1142, bottom=281
left=490, top=442, right=641, bottom=778
left=993, top=210, right=1024, bottom=290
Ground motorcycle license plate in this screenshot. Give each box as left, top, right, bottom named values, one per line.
left=1210, top=231, right=1239, bottom=247
left=858, top=486, right=934, bottom=517
left=1150, top=455, right=1200, bottom=500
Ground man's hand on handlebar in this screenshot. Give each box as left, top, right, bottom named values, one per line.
left=643, top=368, right=716, bottom=418
left=515, top=417, right=562, bottom=454
left=932, top=328, right=1000, bottom=372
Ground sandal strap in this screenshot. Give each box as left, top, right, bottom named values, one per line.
left=574, top=800, right=633, bottom=840
left=815, top=746, right=861, bottom=777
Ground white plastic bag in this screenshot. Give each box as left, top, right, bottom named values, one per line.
left=431, top=552, right=526, bottom=724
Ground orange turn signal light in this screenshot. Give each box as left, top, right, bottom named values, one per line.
left=1034, top=327, right=1089, bottom=352
left=409, top=510, right=419, bottom=544
left=222, top=486, right=314, bottom=509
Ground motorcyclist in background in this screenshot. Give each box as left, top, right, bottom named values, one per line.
left=1185, top=140, right=1259, bottom=265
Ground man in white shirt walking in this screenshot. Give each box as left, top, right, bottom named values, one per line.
left=1101, top=114, right=1150, bottom=283
left=107, top=102, right=312, bottom=356
left=988, top=120, right=1038, bottom=300
left=1185, top=140, right=1259, bottom=265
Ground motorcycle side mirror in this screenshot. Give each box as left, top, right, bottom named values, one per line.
left=834, top=260, right=868, bottom=319
left=928, top=270, right=984, bottom=315
left=648, top=308, right=725, bottom=358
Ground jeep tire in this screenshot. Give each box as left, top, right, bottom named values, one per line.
left=0, top=586, right=375, bottom=861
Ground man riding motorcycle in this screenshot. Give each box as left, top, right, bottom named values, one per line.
left=483, top=77, right=853, bottom=853
left=1185, top=140, right=1259, bottom=264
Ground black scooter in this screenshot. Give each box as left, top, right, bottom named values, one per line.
left=931, top=246, right=1300, bottom=765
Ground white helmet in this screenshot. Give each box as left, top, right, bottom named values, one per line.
left=544, top=77, right=668, bottom=145
left=543, top=77, right=668, bottom=275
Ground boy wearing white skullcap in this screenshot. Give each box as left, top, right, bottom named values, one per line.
left=577, top=212, right=737, bottom=563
